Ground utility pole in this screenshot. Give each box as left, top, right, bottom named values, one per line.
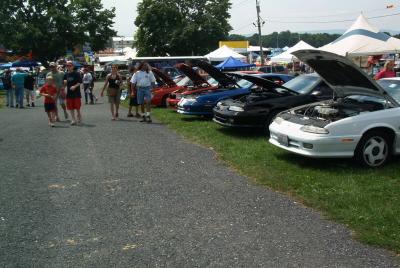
left=256, top=0, right=264, bottom=66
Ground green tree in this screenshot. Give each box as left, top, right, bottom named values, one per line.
left=0, top=0, right=116, bottom=63
left=134, top=0, right=232, bottom=56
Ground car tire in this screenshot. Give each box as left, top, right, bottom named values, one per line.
left=264, top=110, right=283, bottom=135
left=354, top=130, right=393, bottom=168
left=162, top=95, right=168, bottom=108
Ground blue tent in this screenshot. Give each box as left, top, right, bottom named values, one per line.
left=215, top=56, right=255, bottom=70
left=12, top=60, right=39, bottom=67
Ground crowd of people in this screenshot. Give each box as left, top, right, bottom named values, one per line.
left=1, top=60, right=157, bottom=127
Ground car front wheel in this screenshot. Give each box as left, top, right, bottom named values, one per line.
left=355, top=131, right=392, bottom=167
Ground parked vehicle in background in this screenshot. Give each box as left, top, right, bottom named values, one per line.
left=269, top=49, right=400, bottom=167
left=213, top=73, right=328, bottom=130
left=167, top=64, right=217, bottom=108
left=258, top=65, right=288, bottom=74
left=178, top=61, right=294, bottom=116
left=151, top=68, right=185, bottom=107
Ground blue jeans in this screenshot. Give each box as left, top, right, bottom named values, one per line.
left=15, top=86, right=24, bottom=107
left=137, top=86, right=152, bottom=105
left=6, top=89, right=14, bottom=107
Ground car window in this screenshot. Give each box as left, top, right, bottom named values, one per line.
left=377, top=79, right=400, bottom=103
left=237, top=79, right=254, bottom=88
left=283, top=75, right=320, bottom=94
left=312, top=82, right=333, bottom=97
left=177, top=76, right=192, bottom=87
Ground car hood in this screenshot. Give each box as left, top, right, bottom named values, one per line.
left=152, top=68, right=177, bottom=87
left=176, top=64, right=209, bottom=87
left=194, top=60, right=238, bottom=88
left=238, top=74, right=298, bottom=95
left=293, top=49, right=398, bottom=104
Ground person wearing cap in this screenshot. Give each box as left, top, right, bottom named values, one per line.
left=82, top=68, right=94, bottom=104
left=63, top=61, right=83, bottom=125
left=11, top=68, right=27, bottom=108
left=47, top=62, right=68, bottom=121
left=2, top=69, right=13, bottom=107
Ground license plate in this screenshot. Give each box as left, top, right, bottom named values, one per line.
left=277, top=134, right=289, bottom=146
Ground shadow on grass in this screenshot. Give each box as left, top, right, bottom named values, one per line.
left=275, top=151, right=400, bottom=173
left=217, top=126, right=266, bottom=138
left=180, top=116, right=212, bottom=122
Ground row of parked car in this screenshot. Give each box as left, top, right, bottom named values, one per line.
left=148, top=49, right=400, bottom=168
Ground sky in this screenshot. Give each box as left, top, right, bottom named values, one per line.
left=101, top=0, right=400, bottom=37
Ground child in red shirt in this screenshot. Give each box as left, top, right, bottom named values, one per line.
left=40, top=76, right=58, bottom=127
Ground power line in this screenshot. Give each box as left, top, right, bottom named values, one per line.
left=267, top=7, right=397, bottom=19
left=267, top=12, right=400, bottom=24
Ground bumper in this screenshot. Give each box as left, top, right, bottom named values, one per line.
left=213, top=109, right=264, bottom=128
left=167, top=98, right=179, bottom=108
left=177, top=103, right=214, bottom=116
left=269, top=121, right=360, bottom=158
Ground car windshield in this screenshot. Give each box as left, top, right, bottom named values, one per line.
left=283, top=75, right=320, bottom=94
left=377, top=79, right=400, bottom=103
left=236, top=79, right=253, bottom=88
left=177, top=76, right=192, bottom=87
left=207, top=77, right=218, bottom=86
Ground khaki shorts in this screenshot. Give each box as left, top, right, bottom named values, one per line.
left=108, top=93, right=121, bottom=104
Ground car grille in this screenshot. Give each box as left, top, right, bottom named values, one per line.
left=271, top=133, right=301, bottom=148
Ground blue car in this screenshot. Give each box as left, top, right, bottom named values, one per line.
left=177, top=61, right=293, bottom=116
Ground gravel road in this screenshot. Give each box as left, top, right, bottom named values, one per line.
left=0, top=85, right=398, bottom=267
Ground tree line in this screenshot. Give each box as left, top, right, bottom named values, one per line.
left=229, top=31, right=341, bottom=49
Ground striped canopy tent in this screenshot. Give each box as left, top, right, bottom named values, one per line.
left=320, top=14, right=400, bottom=56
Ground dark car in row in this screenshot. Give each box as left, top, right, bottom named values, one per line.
left=213, top=73, right=333, bottom=130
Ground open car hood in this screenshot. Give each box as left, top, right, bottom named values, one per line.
left=233, top=74, right=298, bottom=95
left=176, top=64, right=209, bottom=87
left=152, top=68, right=177, bottom=87
left=293, top=50, right=398, bottom=104
left=194, top=60, right=238, bottom=88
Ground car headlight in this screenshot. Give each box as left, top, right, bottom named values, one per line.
left=228, top=106, right=244, bottom=112
left=300, top=125, right=329, bottom=134
left=274, top=116, right=284, bottom=125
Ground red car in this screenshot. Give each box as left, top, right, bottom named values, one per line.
left=167, top=63, right=218, bottom=108
left=151, top=68, right=185, bottom=107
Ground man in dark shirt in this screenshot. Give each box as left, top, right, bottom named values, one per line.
left=24, top=72, right=36, bottom=107
left=2, top=70, right=12, bottom=107
left=64, top=61, right=82, bottom=125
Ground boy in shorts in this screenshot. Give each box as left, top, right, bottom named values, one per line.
left=39, top=76, right=58, bottom=127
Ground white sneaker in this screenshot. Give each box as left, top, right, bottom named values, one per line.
left=70, top=121, right=76, bottom=126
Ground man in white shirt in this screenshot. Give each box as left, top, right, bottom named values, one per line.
left=130, top=62, right=156, bottom=123
left=82, top=68, right=93, bottom=104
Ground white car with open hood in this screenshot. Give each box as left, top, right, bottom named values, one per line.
left=269, top=49, right=400, bottom=167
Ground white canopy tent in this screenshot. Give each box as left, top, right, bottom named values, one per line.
left=320, top=14, right=400, bottom=56
left=270, top=41, right=315, bottom=63
left=98, top=55, right=127, bottom=64
left=205, top=45, right=246, bottom=61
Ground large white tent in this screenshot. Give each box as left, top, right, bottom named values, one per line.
left=270, top=41, right=315, bottom=63
left=320, top=14, right=400, bottom=56
left=205, top=45, right=246, bottom=62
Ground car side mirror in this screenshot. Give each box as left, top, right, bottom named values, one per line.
left=312, top=90, right=322, bottom=96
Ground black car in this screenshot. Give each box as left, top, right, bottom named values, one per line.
left=213, top=73, right=333, bottom=130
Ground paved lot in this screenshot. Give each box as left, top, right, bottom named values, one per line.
left=0, top=85, right=398, bottom=267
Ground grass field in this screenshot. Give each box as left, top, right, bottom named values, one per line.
left=149, top=107, right=400, bottom=253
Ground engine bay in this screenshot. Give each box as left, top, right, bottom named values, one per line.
left=281, top=97, right=389, bottom=126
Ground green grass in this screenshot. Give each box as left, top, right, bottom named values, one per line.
left=150, top=107, right=400, bottom=253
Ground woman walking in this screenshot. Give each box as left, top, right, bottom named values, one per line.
left=130, top=62, right=156, bottom=123
left=101, top=65, right=122, bottom=120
